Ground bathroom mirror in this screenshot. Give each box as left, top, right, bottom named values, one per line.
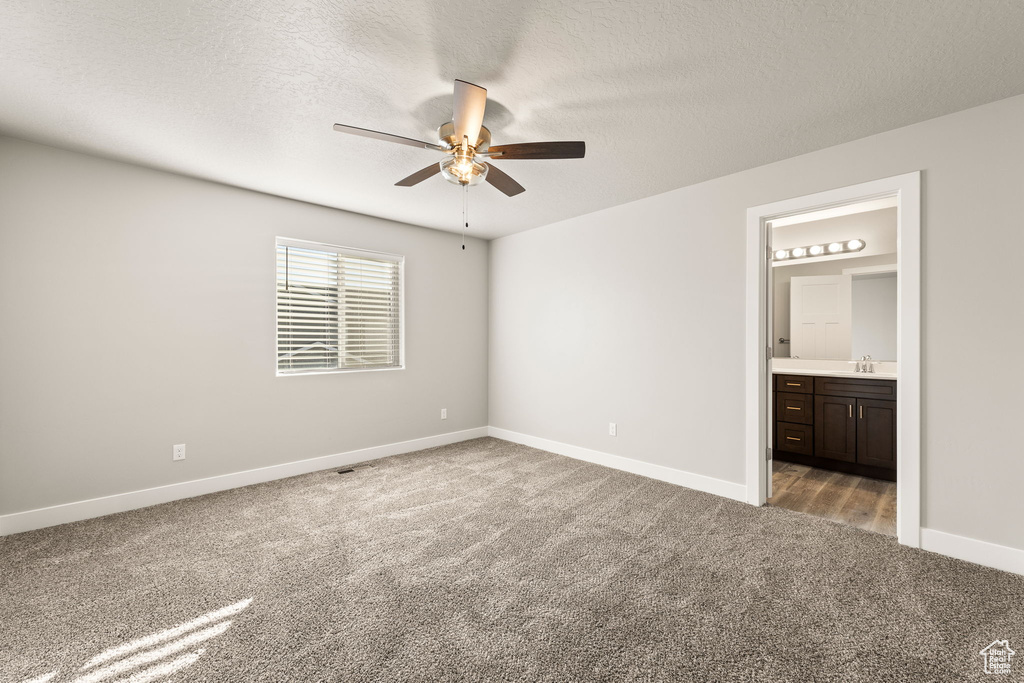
left=772, top=206, right=897, bottom=361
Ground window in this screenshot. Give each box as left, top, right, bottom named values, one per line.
left=276, top=238, right=403, bottom=374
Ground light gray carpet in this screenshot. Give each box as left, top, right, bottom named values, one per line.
left=1, top=437, right=1021, bottom=682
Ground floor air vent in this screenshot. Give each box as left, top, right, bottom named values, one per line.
left=337, top=464, right=374, bottom=474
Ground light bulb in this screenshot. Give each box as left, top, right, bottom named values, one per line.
left=847, top=239, right=864, bottom=250
left=775, top=250, right=789, bottom=260
left=828, top=242, right=843, bottom=253
left=809, top=245, right=824, bottom=256
left=439, top=155, right=488, bottom=186
left=791, top=247, right=806, bottom=258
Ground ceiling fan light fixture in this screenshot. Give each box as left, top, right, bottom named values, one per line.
left=439, top=154, right=488, bottom=186
left=333, top=80, right=585, bottom=200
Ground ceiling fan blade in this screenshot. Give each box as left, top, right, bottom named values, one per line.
left=395, top=163, right=442, bottom=187
left=333, top=123, right=446, bottom=151
left=484, top=163, right=525, bottom=197
left=486, top=141, right=585, bottom=160
left=452, top=80, right=487, bottom=147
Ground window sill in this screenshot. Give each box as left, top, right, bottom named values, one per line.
left=276, top=365, right=405, bottom=377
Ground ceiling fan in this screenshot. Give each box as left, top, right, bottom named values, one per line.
left=332, top=79, right=586, bottom=198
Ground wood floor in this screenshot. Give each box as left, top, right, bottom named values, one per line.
left=768, top=461, right=896, bottom=536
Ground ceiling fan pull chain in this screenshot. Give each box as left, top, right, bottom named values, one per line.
left=462, top=183, right=468, bottom=250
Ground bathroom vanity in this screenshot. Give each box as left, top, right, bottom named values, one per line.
left=774, top=372, right=896, bottom=481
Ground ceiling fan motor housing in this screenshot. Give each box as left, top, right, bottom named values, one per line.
left=438, top=122, right=491, bottom=152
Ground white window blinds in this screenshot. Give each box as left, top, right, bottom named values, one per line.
left=276, top=238, right=403, bottom=374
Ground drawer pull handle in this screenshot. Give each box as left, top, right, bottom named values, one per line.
left=785, top=406, right=801, bottom=410
left=786, top=436, right=801, bottom=441
left=848, top=405, right=852, bottom=418
left=859, top=405, right=864, bottom=419
left=785, top=382, right=802, bottom=386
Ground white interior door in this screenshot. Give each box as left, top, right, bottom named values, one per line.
left=790, top=275, right=852, bottom=359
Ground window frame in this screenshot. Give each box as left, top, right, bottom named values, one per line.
left=275, top=237, right=405, bottom=377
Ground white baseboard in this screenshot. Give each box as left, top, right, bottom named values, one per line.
left=921, top=528, right=1024, bottom=577
left=487, top=427, right=747, bottom=502
left=0, top=427, right=489, bottom=536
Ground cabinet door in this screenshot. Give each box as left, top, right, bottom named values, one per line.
left=857, top=398, right=896, bottom=469
left=815, top=395, right=856, bottom=462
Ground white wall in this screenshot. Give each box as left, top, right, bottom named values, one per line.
left=851, top=273, right=898, bottom=361
left=490, top=93, right=1024, bottom=551
left=0, top=137, right=489, bottom=516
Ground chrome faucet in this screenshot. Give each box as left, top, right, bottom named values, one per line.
left=857, top=355, right=874, bottom=373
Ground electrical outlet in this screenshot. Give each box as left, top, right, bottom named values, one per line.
left=609, top=422, right=617, bottom=437
left=441, top=408, right=447, bottom=420
left=173, top=444, right=186, bottom=461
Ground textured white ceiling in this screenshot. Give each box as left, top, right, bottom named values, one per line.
left=2, top=1, right=1023, bottom=239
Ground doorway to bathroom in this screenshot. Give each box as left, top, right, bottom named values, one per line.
left=744, top=173, right=921, bottom=547
left=770, top=198, right=898, bottom=534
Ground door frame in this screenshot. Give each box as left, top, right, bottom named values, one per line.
left=744, top=172, right=921, bottom=547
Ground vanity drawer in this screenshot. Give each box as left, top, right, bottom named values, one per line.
left=775, top=374, right=813, bottom=394
left=814, top=376, right=897, bottom=400
left=776, top=422, right=813, bottom=456
left=776, top=391, right=813, bottom=424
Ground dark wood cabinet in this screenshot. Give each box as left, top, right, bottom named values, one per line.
left=814, top=395, right=857, bottom=462
left=814, top=376, right=897, bottom=401
left=776, top=374, right=813, bottom=394
left=856, top=398, right=897, bottom=469
left=776, top=422, right=813, bottom=456
left=777, top=391, right=813, bottom=425
left=774, top=373, right=896, bottom=481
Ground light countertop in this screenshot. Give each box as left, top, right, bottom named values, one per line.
left=771, top=368, right=897, bottom=380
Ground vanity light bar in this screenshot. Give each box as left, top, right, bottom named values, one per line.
left=773, top=239, right=865, bottom=261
